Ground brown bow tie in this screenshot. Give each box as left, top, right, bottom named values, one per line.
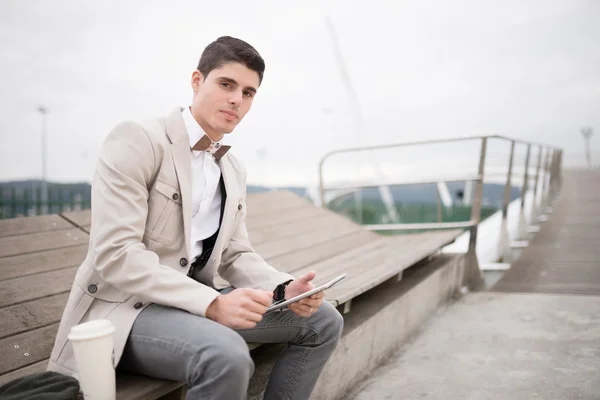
left=192, top=135, right=231, bottom=161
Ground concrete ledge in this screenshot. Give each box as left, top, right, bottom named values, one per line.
left=248, top=253, right=466, bottom=400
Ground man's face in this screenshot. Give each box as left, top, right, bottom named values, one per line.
left=190, top=62, right=259, bottom=138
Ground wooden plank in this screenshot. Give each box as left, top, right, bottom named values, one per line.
left=249, top=212, right=352, bottom=246
left=0, top=228, right=88, bottom=259
left=267, top=230, right=380, bottom=273
left=267, top=229, right=379, bottom=269
left=0, top=267, right=76, bottom=308
left=247, top=206, right=323, bottom=231
left=0, top=324, right=58, bottom=376
left=282, top=236, right=394, bottom=283
left=58, top=191, right=314, bottom=229
left=325, top=238, right=447, bottom=306
left=246, top=190, right=312, bottom=217
left=254, top=218, right=361, bottom=260
left=0, top=214, right=73, bottom=238
left=287, top=229, right=462, bottom=306
left=295, top=242, right=399, bottom=305
left=0, top=360, right=47, bottom=386
left=0, top=293, right=69, bottom=339
left=61, top=209, right=91, bottom=230
left=395, top=229, right=463, bottom=250
left=0, top=245, right=87, bottom=281
left=290, top=239, right=394, bottom=284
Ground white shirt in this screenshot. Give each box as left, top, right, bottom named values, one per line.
left=182, top=106, right=223, bottom=261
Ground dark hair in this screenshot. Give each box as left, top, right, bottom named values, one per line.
left=197, top=36, right=265, bottom=85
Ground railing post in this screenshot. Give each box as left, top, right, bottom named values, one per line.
left=539, top=148, right=553, bottom=219
left=517, top=144, right=531, bottom=240
left=557, top=150, right=564, bottom=190
left=436, top=186, right=443, bottom=223
left=354, top=191, right=363, bottom=224
left=24, top=188, right=31, bottom=217
left=498, top=140, right=515, bottom=262
left=11, top=187, right=17, bottom=218
left=35, top=186, right=41, bottom=216
left=530, top=146, right=543, bottom=226
left=465, top=137, right=486, bottom=290
left=318, top=158, right=326, bottom=208
left=548, top=149, right=561, bottom=205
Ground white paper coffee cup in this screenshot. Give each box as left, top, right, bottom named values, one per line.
left=68, top=319, right=117, bottom=400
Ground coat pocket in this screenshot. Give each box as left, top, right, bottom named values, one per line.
left=145, top=180, right=183, bottom=246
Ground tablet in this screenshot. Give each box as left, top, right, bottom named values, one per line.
left=266, top=273, right=347, bottom=314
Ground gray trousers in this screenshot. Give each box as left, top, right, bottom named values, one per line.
left=117, top=294, right=344, bottom=400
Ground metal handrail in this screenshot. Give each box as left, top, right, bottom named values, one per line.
left=318, top=134, right=560, bottom=163
left=318, top=135, right=560, bottom=206
left=324, top=174, right=482, bottom=192
left=363, top=220, right=476, bottom=231
left=319, top=135, right=486, bottom=161
left=317, top=134, right=563, bottom=290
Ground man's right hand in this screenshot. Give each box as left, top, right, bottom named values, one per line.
left=205, top=288, right=273, bottom=329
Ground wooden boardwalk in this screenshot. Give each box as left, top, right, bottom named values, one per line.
left=492, top=169, right=600, bottom=295
left=0, top=190, right=461, bottom=396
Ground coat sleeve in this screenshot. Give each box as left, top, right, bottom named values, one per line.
left=89, top=121, right=220, bottom=316
left=218, top=161, right=295, bottom=291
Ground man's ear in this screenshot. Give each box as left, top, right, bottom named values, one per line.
left=191, top=70, right=204, bottom=93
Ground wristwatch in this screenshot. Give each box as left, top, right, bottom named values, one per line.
left=272, top=279, right=293, bottom=302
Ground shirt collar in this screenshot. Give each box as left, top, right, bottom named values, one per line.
left=181, top=106, right=223, bottom=157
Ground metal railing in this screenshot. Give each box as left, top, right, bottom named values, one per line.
left=0, top=185, right=90, bottom=219
left=318, top=135, right=563, bottom=290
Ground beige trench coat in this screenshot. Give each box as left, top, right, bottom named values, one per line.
left=47, top=107, right=294, bottom=378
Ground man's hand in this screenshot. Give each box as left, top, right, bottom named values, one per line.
left=205, top=288, right=273, bottom=329
left=285, top=271, right=325, bottom=318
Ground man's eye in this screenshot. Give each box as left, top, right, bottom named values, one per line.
left=244, top=91, right=253, bottom=98
left=221, top=82, right=231, bottom=88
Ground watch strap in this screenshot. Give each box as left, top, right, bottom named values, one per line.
left=273, top=279, right=293, bottom=301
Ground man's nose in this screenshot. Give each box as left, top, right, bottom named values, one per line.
left=229, top=90, right=243, bottom=105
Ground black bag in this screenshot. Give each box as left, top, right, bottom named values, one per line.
left=0, top=371, right=80, bottom=400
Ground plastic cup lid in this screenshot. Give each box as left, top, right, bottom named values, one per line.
left=68, top=319, right=116, bottom=341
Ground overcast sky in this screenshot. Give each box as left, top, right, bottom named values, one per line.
left=1, top=0, right=598, bottom=187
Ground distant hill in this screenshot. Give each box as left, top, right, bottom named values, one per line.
left=0, top=180, right=92, bottom=203
left=247, top=185, right=308, bottom=197
left=332, top=182, right=520, bottom=208
left=0, top=180, right=517, bottom=206
left=0, top=179, right=518, bottom=219
left=0, top=181, right=308, bottom=200
left=0, top=180, right=92, bottom=218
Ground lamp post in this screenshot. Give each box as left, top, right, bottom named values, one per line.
left=580, top=127, right=593, bottom=168
left=37, top=105, right=48, bottom=214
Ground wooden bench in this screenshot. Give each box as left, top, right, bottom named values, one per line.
left=0, top=190, right=461, bottom=399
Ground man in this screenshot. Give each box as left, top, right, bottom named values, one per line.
left=47, top=36, right=344, bottom=399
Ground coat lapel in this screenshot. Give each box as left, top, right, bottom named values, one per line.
left=164, top=107, right=192, bottom=259
left=216, top=154, right=239, bottom=249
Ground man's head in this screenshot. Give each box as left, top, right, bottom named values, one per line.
left=190, top=36, right=265, bottom=140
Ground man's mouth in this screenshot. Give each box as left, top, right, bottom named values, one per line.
left=220, top=110, right=238, bottom=120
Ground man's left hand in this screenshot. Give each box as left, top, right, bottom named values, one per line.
left=284, top=271, right=325, bottom=318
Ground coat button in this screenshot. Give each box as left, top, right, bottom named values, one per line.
left=88, top=284, right=97, bottom=294
left=134, top=302, right=143, bottom=309
left=172, top=193, right=179, bottom=201
left=238, top=204, right=243, bottom=211
left=179, top=257, right=188, bottom=267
